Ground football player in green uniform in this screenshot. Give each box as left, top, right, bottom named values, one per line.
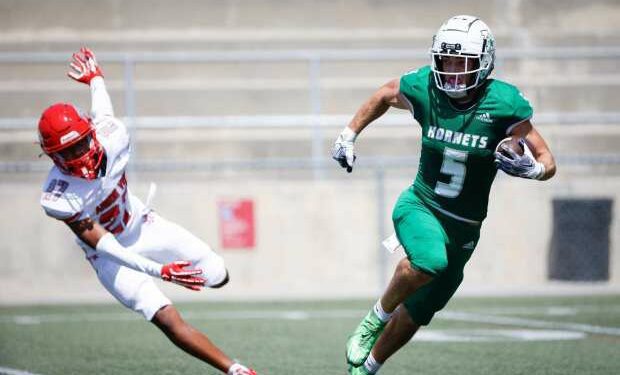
left=332, top=15, right=556, bottom=375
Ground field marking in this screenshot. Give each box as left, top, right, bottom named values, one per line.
left=1, top=306, right=619, bottom=337
left=438, top=311, right=620, bottom=336
left=414, top=329, right=585, bottom=342
left=0, top=309, right=364, bottom=324
left=459, top=305, right=620, bottom=316
left=0, top=367, right=43, bottom=375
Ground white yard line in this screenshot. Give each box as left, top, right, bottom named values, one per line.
left=461, top=305, right=620, bottom=316
left=0, top=367, right=44, bottom=375
left=1, top=306, right=619, bottom=336
left=0, top=309, right=363, bottom=324
left=414, top=329, right=585, bottom=342
left=438, top=311, right=620, bottom=336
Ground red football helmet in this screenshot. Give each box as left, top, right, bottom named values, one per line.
left=38, top=103, right=104, bottom=180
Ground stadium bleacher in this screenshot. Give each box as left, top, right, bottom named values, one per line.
left=1, top=0, right=619, bottom=304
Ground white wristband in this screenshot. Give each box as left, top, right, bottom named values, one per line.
left=341, top=126, right=358, bottom=142
left=96, top=233, right=162, bottom=277
left=90, top=76, right=105, bottom=86
left=532, top=162, right=546, bottom=180
left=521, top=141, right=546, bottom=180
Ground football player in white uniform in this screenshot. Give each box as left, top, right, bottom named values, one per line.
left=38, top=48, right=257, bottom=375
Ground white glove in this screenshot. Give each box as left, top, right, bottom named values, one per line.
left=494, top=138, right=545, bottom=180
left=331, top=126, right=358, bottom=173
left=227, top=363, right=257, bottom=375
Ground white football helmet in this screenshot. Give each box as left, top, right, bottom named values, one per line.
left=430, top=15, right=495, bottom=98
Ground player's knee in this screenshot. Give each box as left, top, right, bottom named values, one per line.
left=200, top=254, right=228, bottom=288
left=406, top=254, right=447, bottom=279
left=204, top=262, right=227, bottom=288
left=396, top=258, right=415, bottom=277
left=419, top=255, right=448, bottom=276
left=396, top=258, right=433, bottom=284
left=209, top=270, right=229, bottom=289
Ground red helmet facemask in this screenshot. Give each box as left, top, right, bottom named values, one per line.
left=38, top=103, right=104, bottom=180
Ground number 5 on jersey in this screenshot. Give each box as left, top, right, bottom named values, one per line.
left=435, top=148, right=468, bottom=198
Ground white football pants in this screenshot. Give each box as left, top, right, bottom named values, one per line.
left=79, top=210, right=227, bottom=320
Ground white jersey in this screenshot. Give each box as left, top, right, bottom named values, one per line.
left=39, top=77, right=227, bottom=321
left=40, top=78, right=144, bottom=238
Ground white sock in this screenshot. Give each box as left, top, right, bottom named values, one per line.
left=227, top=363, right=250, bottom=375
left=363, top=353, right=382, bottom=374
left=373, top=300, right=393, bottom=323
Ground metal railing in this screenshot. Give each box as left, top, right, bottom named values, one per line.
left=4, top=47, right=619, bottom=292
left=2, top=47, right=620, bottom=176
left=4, top=112, right=620, bottom=131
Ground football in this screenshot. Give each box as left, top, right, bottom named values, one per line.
left=495, top=137, right=524, bottom=158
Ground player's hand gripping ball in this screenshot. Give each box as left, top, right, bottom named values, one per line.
left=495, top=137, right=524, bottom=158
left=493, top=137, right=544, bottom=179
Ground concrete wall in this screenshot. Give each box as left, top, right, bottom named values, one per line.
left=1, top=0, right=619, bottom=304
left=2, top=149, right=619, bottom=304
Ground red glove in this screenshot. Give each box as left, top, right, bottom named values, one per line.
left=161, top=261, right=206, bottom=291
left=68, top=47, right=104, bottom=85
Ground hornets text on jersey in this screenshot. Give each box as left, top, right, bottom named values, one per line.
left=399, top=66, right=533, bottom=223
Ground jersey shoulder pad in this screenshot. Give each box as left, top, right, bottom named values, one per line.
left=40, top=167, right=90, bottom=221
left=95, top=117, right=131, bottom=180
left=95, top=117, right=130, bottom=155
left=486, top=79, right=533, bottom=121
left=399, top=65, right=431, bottom=99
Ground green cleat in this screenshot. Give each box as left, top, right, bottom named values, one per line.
left=348, top=364, right=374, bottom=375
left=346, top=309, right=386, bottom=366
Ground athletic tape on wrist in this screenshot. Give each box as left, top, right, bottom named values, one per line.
left=341, top=126, right=358, bottom=142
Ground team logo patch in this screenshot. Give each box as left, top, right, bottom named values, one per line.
left=462, top=241, right=475, bottom=250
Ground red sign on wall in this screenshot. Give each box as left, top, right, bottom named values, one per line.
left=217, top=199, right=255, bottom=249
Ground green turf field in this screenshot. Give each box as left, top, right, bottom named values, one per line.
left=1, top=295, right=619, bottom=375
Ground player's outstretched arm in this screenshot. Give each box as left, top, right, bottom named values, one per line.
left=332, top=79, right=409, bottom=172
left=67, top=47, right=114, bottom=119
left=66, top=218, right=206, bottom=290
left=348, top=78, right=408, bottom=134
left=496, top=120, right=557, bottom=180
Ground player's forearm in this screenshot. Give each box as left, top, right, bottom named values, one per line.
left=90, top=76, right=115, bottom=119
left=348, top=91, right=392, bottom=134
left=537, top=152, right=556, bottom=180
left=96, top=233, right=163, bottom=277
left=68, top=218, right=162, bottom=277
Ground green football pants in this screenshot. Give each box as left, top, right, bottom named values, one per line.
left=392, top=186, right=481, bottom=325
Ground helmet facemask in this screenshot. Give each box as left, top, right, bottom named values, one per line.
left=431, top=52, right=486, bottom=98
left=49, top=133, right=104, bottom=180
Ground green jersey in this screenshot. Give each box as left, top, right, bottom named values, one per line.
left=399, top=66, right=533, bottom=223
